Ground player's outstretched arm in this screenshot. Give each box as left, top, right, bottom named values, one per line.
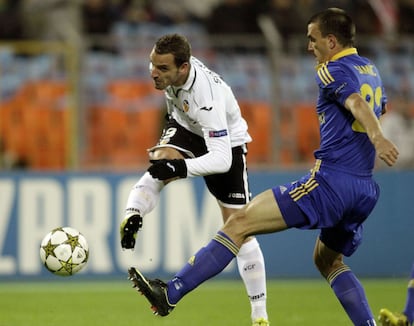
left=345, top=93, right=399, bottom=166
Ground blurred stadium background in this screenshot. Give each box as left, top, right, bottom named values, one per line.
left=0, top=0, right=413, bottom=282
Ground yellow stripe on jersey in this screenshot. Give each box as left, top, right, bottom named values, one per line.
left=213, top=233, right=239, bottom=256
left=317, top=63, right=335, bottom=86
left=289, top=178, right=319, bottom=201
left=311, top=159, right=322, bottom=177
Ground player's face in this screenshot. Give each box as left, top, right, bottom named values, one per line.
left=149, top=49, right=189, bottom=90
left=307, top=22, right=331, bottom=64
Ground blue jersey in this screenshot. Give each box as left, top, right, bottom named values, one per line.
left=313, top=48, right=387, bottom=176
left=272, top=48, right=384, bottom=256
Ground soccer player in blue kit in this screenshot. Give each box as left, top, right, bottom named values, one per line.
left=128, top=8, right=399, bottom=325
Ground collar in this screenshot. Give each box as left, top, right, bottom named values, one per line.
left=171, top=57, right=196, bottom=94
left=316, top=47, right=358, bottom=70
left=330, top=47, right=358, bottom=61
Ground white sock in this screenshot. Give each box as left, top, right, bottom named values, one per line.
left=125, top=172, right=164, bottom=216
left=237, top=237, right=268, bottom=322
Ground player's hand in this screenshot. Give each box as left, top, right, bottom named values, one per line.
left=148, top=159, right=187, bottom=180
left=375, top=137, right=399, bottom=167
left=120, top=212, right=143, bottom=249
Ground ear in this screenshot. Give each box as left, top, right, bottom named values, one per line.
left=327, top=34, right=337, bottom=50
left=179, top=62, right=189, bottom=73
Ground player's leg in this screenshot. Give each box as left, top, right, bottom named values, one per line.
left=120, top=146, right=183, bottom=249
left=213, top=145, right=269, bottom=325
left=120, top=118, right=200, bottom=249
left=379, top=262, right=414, bottom=326
left=129, top=189, right=287, bottom=316
left=170, top=190, right=285, bottom=299
left=313, top=237, right=377, bottom=325
left=125, top=146, right=184, bottom=215
left=221, top=206, right=268, bottom=324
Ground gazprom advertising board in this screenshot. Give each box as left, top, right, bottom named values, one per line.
left=1, top=171, right=413, bottom=279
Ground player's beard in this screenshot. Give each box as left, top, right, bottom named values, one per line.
left=153, top=71, right=182, bottom=90
left=153, top=79, right=164, bottom=90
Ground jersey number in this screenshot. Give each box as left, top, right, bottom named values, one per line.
left=352, top=83, right=382, bottom=132
left=159, top=127, right=177, bottom=145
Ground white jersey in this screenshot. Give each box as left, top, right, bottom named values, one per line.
left=164, top=56, right=252, bottom=177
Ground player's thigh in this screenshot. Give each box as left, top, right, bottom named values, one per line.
left=149, top=147, right=184, bottom=160
left=219, top=205, right=237, bottom=224
left=222, top=189, right=287, bottom=244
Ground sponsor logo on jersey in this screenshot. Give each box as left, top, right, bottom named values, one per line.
left=200, top=106, right=213, bottom=111
left=209, top=129, right=228, bottom=137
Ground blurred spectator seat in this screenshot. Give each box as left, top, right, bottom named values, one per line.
left=0, top=79, right=69, bottom=170
left=22, top=103, right=68, bottom=169
left=0, top=101, right=27, bottom=161
left=294, top=103, right=319, bottom=163
left=239, top=101, right=272, bottom=163
left=85, top=105, right=161, bottom=168
left=106, top=79, right=155, bottom=101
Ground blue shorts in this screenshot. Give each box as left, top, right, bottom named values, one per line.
left=272, top=161, right=380, bottom=256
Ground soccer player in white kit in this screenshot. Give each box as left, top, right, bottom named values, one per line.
left=120, top=33, right=269, bottom=326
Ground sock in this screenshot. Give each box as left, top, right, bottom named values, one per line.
left=328, top=266, right=376, bottom=326
left=167, top=231, right=239, bottom=304
left=237, top=238, right=268, bottom=321
left=403, top=263, right=414, bottom=324
left=125, top=172, right=164, bottom=216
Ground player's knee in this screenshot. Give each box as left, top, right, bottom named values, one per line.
left=149, top=148, right=183, bottom=160
left=313, top=253, right=344, bottom=278
left=313, top=253, right=326, bottom=274
left=222, top=209, right=249, bottom=242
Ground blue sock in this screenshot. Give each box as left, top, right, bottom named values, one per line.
left=328, top=267, right=375, bottom=326
left=403, top=263, right=414, bottom=324
left=166, top=231, right=238, bottom=304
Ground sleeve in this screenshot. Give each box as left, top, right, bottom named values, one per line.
left=317, top=62, right=359, bottom=105
left=184, top=98, right=233, bottom=177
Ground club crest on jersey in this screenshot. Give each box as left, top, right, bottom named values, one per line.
left=182, top=100, right=189, bottom=112
left=209, top=129, right=228, bottom=138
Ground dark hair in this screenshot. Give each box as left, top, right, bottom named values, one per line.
left=308, top=8, right=355, bottom=47
left=154, top=34, right=191, bottom=67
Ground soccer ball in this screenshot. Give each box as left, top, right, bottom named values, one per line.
left=40, top=226, right=89, bottom=276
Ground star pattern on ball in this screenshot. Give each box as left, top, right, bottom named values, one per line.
left=64, top=233, right=80, bottom=251
left=42, top=239, right=59, bottom=258
left=60, top=258, right=74, bottom=275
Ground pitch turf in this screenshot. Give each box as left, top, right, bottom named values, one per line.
left=0, top=278, right=407, bottom=326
